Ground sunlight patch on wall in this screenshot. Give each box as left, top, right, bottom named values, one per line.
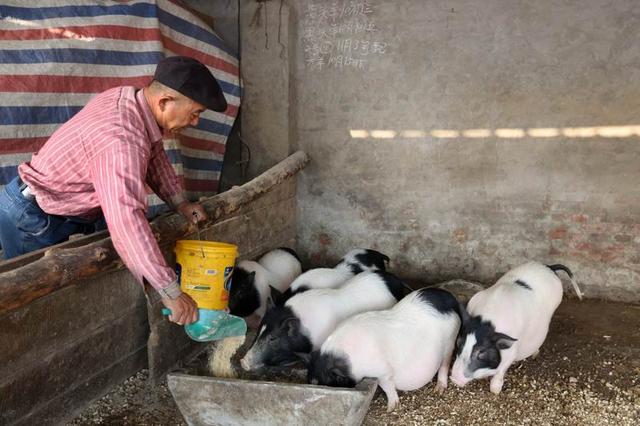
left=596, top=125, right=640, bottom=138
left=349, top=130, right=369, bottom=138
left=350, top=125, right=640, bottom=140
left=563, top=127, right=597, bottom=138
left=495, top=128, right=525, bottom=138
left=370, top=130, right=396, bottom=139
left=401, top=130, right=428, bottom=138
left=463, top=129, right=492, bottom=138
left=430, top=130, right=458, bottom=138
left=528, top=128, right=560, bottom=137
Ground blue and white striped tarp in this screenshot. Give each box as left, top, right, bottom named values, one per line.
left=0, top=0, right=241, bottom=216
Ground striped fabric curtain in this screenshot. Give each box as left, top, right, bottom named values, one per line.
left=0, top=0, right=241, bottom=216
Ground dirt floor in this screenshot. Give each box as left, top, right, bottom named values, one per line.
left=67, top=297, right=640, bottom=425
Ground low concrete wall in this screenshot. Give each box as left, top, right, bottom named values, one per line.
left=0, top=172, right=299, bottom=425
left=0, top=273, right=148, bottom=426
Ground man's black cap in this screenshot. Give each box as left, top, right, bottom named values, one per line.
left=153, top=55, right=228, bottom=112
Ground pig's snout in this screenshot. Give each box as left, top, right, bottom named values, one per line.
left=240, top=353, right=262, bottom=371
left=240, top=356, right=252, bottom=371
left=240, top=351, right=263, bottom=371
left=450, top=374, right=470, bottom=388
left=450, top=362, right=472, bottom=387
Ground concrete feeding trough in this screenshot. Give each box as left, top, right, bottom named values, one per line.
left=167, top=372, right=378, bottom=426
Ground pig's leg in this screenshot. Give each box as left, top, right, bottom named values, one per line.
left=435, top=349, right=454, bottom=394
left=378, top=375, right=399, bottom=412
left=489, top=351, right=516, bottom=394
left=244, top=313, right=262, bottom=330
left=489, top=371, right=506, bottom=394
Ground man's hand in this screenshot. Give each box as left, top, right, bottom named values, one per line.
left=176, top=201, right=208, bottom=224
left=162, top=293, right=198, bottom=325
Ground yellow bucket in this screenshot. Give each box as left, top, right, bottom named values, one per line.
left=174, top=240, right=238, bottom=310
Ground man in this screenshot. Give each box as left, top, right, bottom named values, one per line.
left=0, top=56, right=228, bottom=326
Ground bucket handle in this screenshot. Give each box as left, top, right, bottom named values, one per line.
left=193, top=212, right=205, bottom=258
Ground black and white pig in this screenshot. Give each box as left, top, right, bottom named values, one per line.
left=335, top=248, right=390, bottom=274
left=228, top=247, right=302, bottom=329
left=450, top=261, right=582, bottom=394
left=240, top=270, right=405, bottom=370
left=307, top=288, right=461, bottom=412
left=284, top=248, right=390, bottom=298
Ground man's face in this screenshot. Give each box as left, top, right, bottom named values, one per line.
left=159, top=96, right=206, bottom=134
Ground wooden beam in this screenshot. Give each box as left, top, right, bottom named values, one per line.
left=0, top=151, right=308, bottom=316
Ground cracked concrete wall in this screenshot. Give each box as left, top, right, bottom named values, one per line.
left=239, top=0, right=295, bottom=177
left=240, top=0, right=640, bottom=302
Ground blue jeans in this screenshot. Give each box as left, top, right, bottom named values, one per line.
left=0, top=176, right=101, bottom=259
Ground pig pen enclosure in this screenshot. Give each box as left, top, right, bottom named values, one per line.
left=2, top=0, right=640, bottom=425
left=69, top=297, right=640, bottom=426
left=2, top=150, right=637, bottom=426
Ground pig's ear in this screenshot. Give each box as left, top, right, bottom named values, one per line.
left=266, top=295, right=275, bottom=310
left=494, top=333, right=517, bottom=350
left=283, top=317, right=299, bottom=337
left=268, top=286, right=283, bottom=307
left=330, top=367, right=355, bottom=387
left=457, top=302, right=471, bottom=323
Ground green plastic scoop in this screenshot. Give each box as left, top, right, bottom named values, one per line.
left=162, top=308, right=247, bottom=342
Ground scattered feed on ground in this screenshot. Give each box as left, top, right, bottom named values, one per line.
left=68, top=298, right=640, bottom=425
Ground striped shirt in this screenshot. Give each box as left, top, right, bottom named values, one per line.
left=18, top=86, right=185, bottom=298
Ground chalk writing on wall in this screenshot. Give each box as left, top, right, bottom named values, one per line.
left=302, top=0, right=388, bottom=71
